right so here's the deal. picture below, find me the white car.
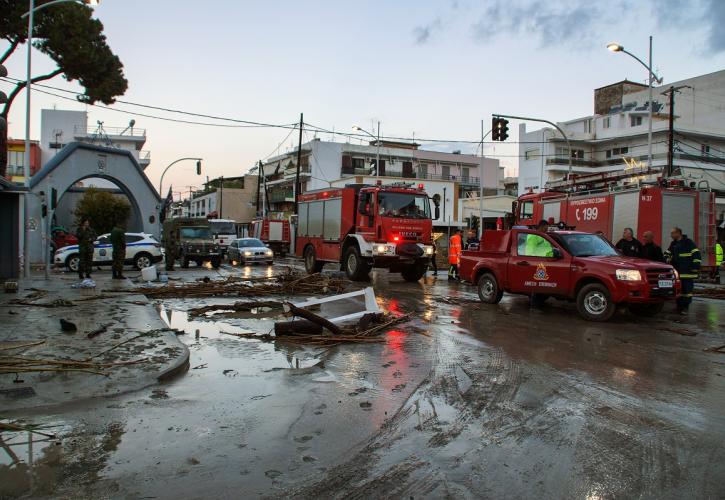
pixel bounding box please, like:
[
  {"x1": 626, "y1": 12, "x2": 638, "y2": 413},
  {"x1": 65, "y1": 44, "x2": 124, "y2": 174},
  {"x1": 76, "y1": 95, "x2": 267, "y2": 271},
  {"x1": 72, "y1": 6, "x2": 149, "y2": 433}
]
[
  {"x1": 55, "y1": 232, "x2": 163, "y2": 272},
  {"x1": 227, "y1": 238, "x2": 274, "y2": 265}
]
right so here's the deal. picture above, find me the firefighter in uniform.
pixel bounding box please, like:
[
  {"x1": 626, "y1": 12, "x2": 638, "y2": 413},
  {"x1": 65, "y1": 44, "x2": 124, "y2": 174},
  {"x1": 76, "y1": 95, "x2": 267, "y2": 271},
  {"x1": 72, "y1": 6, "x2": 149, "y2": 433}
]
[
  {"x1": 664, "y1": 227, "x2": 701, "y2": 314},
  {"x1": 714, "y1": 240, "x2": 723, "y2": 284},
  {"x1": 165, "y1": 229, "x2": 178, "y2": 271},
  {"x1": 448, "y1": 229, "x2": 463, "y2": 281},
  {"x1": 110, "y1": 225, "x2": 126, "y2": 279},
  {"x1": 76, "y1": 219, "x2": 96, "y2": 279}
]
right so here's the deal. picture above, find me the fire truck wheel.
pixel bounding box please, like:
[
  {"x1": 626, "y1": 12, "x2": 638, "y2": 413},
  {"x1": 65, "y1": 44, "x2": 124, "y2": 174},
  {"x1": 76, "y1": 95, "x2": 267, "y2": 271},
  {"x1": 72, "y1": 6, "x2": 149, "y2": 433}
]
[
  {"x1": 344, "y1": 246, "x2": 370, "y2": 281},
  {"x1": 577, "y1": 283, "x2": 615, "y2": 321},
  {"x1": 401, "y1": 261, "x2": 427, "y2": 282},
  {"x1": 628, "y1": 302, "x2": 664, "y2": 317},
  {"x1": 477, "y1": 273, "x2": 503, "y2": 304},
  {"x1": 304, "y1": 246, "x2": 324, "y2": 274}
]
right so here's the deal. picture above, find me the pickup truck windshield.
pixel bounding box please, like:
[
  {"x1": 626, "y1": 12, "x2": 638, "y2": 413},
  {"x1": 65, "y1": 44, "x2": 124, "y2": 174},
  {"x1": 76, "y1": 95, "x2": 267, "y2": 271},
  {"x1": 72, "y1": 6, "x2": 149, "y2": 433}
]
[
  {"x1": 556, "y1": 234, "x2": 619, "y2": 257},
  {"x1": 377, "y1": 193, "x2": 430, "y2": 219},
  {"x1": 180, "y1": 227, "x2": 211, "y2": 239}
]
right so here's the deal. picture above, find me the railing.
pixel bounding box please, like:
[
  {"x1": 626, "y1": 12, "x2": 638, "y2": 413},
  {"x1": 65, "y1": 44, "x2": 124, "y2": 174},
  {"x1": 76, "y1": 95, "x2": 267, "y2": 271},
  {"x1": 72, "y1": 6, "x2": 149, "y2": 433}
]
[
  {"x1": 267, "y1": 190, "x2": 294, "y2": 203},
  {"x1": 341, "y1": 168, "x2": 479, "y2": 185},
  {"x1": 138, "y1": 150, "x2": 151, "y2": 161},
  {"x1": 74, "y1": 125, "x2": 146, "y2": 137}
]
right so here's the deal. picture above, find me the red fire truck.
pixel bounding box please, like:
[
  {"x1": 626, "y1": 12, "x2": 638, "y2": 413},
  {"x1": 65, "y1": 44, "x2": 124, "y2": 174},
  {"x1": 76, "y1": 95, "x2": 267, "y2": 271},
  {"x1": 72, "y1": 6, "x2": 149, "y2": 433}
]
[
  {"x1": 296, "y1": 182, "x2": 439, "y2": 282},
  {"x1": 515, "y1": 177, "x2": 718, "y2": 270},
  {"x1": 251, "y1": 218, "x2": 291, "y2": 256}
]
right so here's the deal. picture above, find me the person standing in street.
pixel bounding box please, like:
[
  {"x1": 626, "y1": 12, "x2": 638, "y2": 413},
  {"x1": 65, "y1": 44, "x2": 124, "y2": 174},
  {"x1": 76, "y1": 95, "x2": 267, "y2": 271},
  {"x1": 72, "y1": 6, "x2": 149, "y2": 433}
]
[
  {"x1": 714, "y1": 240, "x2": 723, "y2": 284},
  {"x1": 75, "y1": 219, "x2": 96, "y2": 279},
  {"x1": 448, "y1": 229, "x2": 463, "y2": 281},
  {"x1": 665, "y1": 227, "x2": 701, "y2": 314},
  {"x1": 641, "y1": 231, "x2": 664, "y2": 262},
  {"x1": 466, "y1": 229, "x2": 479, "y2": 250},
  {"x1": 165, "y1": 229, "x2": 178, "y2": 271},
  {"x1": 615, "y1": 227, "x2": 642, "y2": 257},
  {"x1": 110, "y1": 224, "x2": 126, "y2": 279}
]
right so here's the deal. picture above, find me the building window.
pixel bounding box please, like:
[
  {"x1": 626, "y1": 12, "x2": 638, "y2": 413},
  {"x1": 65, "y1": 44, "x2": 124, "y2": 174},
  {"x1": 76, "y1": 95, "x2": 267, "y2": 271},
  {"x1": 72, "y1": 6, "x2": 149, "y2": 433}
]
[
  {"x1": 461, "y1": 167, "x2": 469, "y2": 181},
  {"x1": 630, "y1": 115, "x2": 643, "y2": 127},
  {"x1": 441, "y1": 165, "x2": 450, "y2": 180},
  {"x1": 352, "y1": 158, "x2": 365, "y2": 170},
  {"x1": 585, "y1": 119, "x2": 592, "y2": 134},
  {"x1": 603, "y1": 117, "x2": 611, "y2": 129},
  {"x1": 555, "y1": 147, "x2": 585, "y2": 159},
  {"x1": 524, "y1": 149, "x2": 540, "y2": 160},
  {"x1": 606, "y1": 146, "x2": 629, "y2": 159},
  {"x1": 702, "y1": 144, "x2": 710, "y2": 154}
]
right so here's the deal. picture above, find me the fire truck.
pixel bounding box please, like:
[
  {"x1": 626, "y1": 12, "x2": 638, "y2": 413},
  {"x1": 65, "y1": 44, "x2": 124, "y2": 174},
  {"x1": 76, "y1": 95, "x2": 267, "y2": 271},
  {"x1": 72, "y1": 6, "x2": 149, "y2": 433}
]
[
  {"x1": 296, "y1": 182, "x2": 439, "y2": 282},
  {"x1": 251, "y1": 218, "x2": 291, "y2": 256},
  {"x1": 514, "y1": 172, "x2": 718, "y2": 270}
]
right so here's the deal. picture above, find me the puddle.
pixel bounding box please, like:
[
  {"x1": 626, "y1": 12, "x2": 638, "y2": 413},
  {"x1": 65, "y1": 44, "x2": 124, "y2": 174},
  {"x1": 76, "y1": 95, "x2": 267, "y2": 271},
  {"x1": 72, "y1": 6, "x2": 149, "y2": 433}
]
[{"x1": 159, "y1": 306, "x2": 322, "y2": 373}]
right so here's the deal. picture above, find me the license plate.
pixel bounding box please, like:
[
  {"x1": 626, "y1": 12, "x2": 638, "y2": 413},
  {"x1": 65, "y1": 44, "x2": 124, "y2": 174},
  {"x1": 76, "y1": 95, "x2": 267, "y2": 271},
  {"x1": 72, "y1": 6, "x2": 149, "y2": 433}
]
[{"x1": 658, "y1": 280, "x2": 673, "y2": 288}]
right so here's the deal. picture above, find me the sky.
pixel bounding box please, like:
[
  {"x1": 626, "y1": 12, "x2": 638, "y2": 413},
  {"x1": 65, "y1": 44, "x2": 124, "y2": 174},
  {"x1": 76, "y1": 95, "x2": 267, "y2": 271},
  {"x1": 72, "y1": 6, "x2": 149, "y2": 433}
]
[{"x1": 3, "y1": 0, "x2": 725, "y2": 197}]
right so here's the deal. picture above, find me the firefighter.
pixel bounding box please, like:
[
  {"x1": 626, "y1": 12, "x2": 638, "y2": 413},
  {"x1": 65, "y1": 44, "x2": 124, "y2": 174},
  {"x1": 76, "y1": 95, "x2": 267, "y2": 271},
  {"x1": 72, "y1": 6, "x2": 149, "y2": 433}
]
[
  {"x1": 448, "y1": 229, "x2": 463, "y2": 281},
  {"x1": 76, "y1": 219, "x2": 96, "y2": 280},
  {"x1": 640, "y1": 230, "x2": 664, "y2": 262},
  {"x1": 615, "y1": 227, "x2": 642, "y2": 257},
  {"x1": 110, "y1": 224, "x2": 126, "y2": 279},
  {"x1": 665, "y1": 227, "x2": 701, "y2": 314},
  {"x1": 714, "y1": 240, "x2": 723, "y2": 284}
]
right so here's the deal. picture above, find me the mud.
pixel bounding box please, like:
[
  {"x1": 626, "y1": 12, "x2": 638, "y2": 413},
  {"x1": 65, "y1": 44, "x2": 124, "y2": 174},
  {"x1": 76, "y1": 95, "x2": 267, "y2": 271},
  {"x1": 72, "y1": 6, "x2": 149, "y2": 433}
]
[{"x1": 2, "y1": 262, "x2": 725, "y2": 499}]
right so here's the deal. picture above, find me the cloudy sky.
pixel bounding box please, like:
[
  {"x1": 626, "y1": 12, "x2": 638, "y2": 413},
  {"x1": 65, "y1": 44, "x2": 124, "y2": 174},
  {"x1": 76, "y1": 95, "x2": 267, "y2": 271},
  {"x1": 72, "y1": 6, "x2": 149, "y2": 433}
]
[{"x1": 3, "y1": 0, "x2": 725, "y2": 195}]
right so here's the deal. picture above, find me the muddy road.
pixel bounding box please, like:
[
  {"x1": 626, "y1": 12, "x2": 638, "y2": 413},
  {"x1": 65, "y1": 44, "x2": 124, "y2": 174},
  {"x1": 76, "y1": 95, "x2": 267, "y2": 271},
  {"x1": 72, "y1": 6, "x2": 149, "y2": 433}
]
[{"x1": 2, "y1": 262, "x2": 725, "y2": 499}]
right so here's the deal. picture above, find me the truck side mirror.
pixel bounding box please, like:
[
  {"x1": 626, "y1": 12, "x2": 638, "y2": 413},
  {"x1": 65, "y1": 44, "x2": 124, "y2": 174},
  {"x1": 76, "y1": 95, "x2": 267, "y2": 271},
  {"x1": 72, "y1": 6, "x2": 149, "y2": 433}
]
[{"x1": 434, "y1": 206, "x2": 440, "y2": 219}]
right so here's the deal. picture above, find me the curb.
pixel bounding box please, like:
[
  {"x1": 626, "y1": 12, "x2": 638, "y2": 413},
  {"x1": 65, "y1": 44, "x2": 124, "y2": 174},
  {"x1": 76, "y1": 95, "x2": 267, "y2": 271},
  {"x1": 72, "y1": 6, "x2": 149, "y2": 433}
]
[{"x1": 156, "y1": 330, "x2": 191, "y2": 382}]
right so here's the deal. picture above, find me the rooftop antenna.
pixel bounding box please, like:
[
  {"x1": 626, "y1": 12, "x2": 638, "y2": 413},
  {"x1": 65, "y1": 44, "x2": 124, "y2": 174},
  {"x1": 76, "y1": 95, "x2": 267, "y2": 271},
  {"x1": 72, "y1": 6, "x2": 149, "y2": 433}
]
[{"x1": 119, "y1": 118, "x2": 136, "y2": 136}]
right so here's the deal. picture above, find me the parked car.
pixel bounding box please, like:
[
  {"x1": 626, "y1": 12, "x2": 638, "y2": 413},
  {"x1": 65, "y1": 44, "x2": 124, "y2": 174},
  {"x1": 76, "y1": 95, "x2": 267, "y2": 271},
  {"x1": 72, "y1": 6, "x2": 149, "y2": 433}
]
[
  {"x1": 55, "y1": 232, "x2": 163, "y2": 272},
  {"x1": 458, "y1": 229, "x2": 680, "y2": 322},
  {"x1": 227, "y1": 238, "x2": 274, "y2": 265}
]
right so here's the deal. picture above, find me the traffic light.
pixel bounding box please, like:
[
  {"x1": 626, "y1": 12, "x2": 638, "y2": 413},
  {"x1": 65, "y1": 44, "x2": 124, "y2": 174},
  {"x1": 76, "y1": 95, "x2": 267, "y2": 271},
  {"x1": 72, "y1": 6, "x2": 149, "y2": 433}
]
[
  {"x1": 491, "y1": 117, "x2": 510, "y2": 142},
  {"x1": 51, "y1": 188, "x2": 58, "y2": 209},
  {"x1": 196, "y1": 160, "x2": 202, "y2": 175}
]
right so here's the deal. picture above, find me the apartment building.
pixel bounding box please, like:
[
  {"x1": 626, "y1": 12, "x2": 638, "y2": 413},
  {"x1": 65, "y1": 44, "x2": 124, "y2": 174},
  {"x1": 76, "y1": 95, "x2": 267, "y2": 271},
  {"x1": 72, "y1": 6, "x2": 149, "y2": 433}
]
[
  {"x1": 4, "y1": 139, "x2": 40, "y2": 183},
  {"x1": 189, "y1": 175, "x2": 258, "y2": 222}
]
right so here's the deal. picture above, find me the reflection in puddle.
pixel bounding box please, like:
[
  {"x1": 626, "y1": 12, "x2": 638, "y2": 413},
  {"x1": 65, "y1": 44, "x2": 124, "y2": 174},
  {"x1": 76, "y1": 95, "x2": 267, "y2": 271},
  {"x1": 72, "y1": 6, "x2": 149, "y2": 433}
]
[{"x1": 159, "y1": 307, "x2": 322, "y2": 372}]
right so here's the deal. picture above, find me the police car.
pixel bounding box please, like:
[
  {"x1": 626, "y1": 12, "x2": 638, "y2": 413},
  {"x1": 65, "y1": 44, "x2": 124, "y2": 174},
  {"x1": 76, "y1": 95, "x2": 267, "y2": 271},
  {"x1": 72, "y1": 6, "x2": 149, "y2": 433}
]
[{"x1": 54, "y1": 232, "x2": 163, "y2": 272}]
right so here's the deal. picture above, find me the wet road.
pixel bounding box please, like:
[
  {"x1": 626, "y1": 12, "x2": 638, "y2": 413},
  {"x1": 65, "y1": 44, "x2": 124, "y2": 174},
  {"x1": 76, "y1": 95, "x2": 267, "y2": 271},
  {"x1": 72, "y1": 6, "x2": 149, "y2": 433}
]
[{"x1": 2, "y1": 262, "x2": 725, "y2": 499}]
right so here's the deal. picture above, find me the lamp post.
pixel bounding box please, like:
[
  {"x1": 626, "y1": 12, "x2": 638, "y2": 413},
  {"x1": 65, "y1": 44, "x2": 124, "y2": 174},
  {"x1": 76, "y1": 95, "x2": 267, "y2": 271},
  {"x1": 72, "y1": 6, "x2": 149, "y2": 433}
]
[
  {"x1": 20, "y1": 0, "x2": 99, "y2": 278},
  {"x1": 352, "y1": 122, "x2": 381, "y2": 177},
  {"x1": 606, "y1": 37, "x2": 663, "y2": 169}
]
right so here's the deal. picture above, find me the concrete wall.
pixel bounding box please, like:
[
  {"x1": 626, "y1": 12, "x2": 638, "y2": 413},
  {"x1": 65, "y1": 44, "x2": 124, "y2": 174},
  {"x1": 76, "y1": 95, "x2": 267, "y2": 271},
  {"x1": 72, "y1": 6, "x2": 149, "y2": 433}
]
[{"x1": 40, "y1": 109, "x2": 87, "y2": 166}]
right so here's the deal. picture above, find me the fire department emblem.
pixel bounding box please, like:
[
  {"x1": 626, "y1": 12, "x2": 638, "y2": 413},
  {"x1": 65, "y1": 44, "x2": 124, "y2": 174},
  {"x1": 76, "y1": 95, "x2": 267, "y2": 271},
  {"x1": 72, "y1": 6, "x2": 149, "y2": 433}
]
[{"x1": 533, "y1": 263, "x2": 549, "y2": 281}]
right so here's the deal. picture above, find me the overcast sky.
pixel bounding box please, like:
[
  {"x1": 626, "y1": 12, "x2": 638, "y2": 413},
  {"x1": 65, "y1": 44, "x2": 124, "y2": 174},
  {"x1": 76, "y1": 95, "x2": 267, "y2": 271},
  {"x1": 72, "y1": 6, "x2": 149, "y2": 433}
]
[{"x1": 3, "y1": 0, "x2": 725, "y2": 195}]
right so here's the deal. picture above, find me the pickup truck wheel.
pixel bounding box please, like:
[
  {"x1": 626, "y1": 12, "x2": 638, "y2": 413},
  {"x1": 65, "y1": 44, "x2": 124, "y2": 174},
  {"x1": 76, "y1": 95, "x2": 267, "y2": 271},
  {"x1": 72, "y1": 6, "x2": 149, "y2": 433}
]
[
  {"x1": 211, "y1": 257, "x2": 221, "y2": 269},
  {"x1": 577, "y1": 283, "x2": 615, "y2": 321},
  {"x1": 304, "y1": 246, "x2": 324, "y2": 274},
  {"x1": 629, "y1": 302, "x2": 664, "y2": 317},
  {"x1": 344, "y1": 246, "x2": 370, "y2": 281},
  {"x1": 401, "y1": 261, "x2": 427, "y2": 282},
  {"x1": 477, "y1": 273, "x2": 503, "y2": 304}
]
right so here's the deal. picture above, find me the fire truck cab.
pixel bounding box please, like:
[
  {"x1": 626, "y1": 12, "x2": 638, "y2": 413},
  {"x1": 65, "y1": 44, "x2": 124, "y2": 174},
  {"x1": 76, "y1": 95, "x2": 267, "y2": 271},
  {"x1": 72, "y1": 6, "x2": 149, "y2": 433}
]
[{"x1": 296, "y1": 182, "x2": 439, "y2": 282}]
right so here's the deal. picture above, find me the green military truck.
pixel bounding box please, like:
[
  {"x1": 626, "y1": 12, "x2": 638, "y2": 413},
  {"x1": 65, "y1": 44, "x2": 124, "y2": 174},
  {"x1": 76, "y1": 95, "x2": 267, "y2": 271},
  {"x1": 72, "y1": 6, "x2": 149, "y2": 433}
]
[{"x1": 162, "y1": 218, "x2": 222, "y2": 269}]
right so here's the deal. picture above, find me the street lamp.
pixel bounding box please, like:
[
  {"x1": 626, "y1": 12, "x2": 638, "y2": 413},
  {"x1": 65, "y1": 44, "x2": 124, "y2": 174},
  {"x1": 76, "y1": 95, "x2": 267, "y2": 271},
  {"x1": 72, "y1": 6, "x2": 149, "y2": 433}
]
[
  {"x1": 606, "y1": 36, "x2": 663, "y2": 170},
  {"x1": 352, "y1": 122, "x2": 381, "y2": 177},
  {"x1": 159, "y1": 158, "x2": 203, "y2": 196},
  {"x1": 20, "y1": 0, "x2": 99, "y2": 278}
]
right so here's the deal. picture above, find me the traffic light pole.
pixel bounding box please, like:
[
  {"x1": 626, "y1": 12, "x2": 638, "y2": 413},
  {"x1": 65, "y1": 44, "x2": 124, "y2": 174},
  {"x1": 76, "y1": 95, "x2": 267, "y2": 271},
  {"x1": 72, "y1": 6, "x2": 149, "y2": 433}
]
[{"x1": 494, "y1": 113, "x2": 573, "y2": 181}]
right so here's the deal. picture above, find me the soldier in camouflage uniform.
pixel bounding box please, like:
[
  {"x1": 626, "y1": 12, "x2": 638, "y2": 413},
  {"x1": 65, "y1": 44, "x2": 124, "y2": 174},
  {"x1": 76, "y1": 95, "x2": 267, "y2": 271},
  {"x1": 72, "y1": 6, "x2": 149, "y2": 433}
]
[
  {"x1": 110, "y1": 224, "x2": 127, "y2": 279},
  {"x1": 165, "y1": 228, "x2": 177, "y2": 271},
  {"x1": 75, "y1": 220, "x2": 96, "y2": 279}
]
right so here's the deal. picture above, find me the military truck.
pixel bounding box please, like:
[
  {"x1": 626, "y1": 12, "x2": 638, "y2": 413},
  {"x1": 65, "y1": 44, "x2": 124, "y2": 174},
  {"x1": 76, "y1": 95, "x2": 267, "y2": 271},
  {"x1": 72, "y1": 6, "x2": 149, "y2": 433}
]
[{"x1": 162, "y1": 218, "x2": 222, "y2": 269}]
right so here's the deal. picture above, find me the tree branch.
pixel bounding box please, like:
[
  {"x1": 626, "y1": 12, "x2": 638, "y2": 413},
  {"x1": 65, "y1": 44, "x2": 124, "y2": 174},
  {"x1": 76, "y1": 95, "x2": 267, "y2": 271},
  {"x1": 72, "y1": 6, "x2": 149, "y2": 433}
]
[
  {"x1": 0, "y1": 38, "x2": 20, "y2": 65},
  {"x1": 1, "y1": 68, "x2": 63, "y2": 117}
]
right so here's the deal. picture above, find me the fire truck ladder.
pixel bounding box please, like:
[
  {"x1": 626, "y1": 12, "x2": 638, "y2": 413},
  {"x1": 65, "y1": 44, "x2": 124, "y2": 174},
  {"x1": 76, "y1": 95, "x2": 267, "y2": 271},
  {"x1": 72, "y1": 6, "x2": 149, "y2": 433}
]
[{"x1": 546, "y1": 167, "x2": 662, "y2": 191}]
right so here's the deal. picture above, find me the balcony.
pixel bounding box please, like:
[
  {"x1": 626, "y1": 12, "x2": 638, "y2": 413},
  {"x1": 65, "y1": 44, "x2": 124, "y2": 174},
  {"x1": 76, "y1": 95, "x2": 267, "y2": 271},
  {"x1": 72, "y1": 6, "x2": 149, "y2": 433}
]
[
  {"x1": 341, "y1": 168, "x2": 479, "y2": 186},
  {"x1": 138, "y1": 150, "x2": 151, "y2": 168},
  {"x1": 74, "y1": 125, "x2": 146, "y2": 146},
  {"x1": 267, "y1": 189, "x2": 294, "y2": 203}
]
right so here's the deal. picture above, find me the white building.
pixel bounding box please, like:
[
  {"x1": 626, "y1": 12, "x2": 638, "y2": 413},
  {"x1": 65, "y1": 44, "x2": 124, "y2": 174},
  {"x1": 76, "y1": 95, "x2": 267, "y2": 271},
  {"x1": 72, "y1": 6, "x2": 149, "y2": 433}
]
[
  {"x1": 261, "y1": 139, "x2": 503, "y2": 228},
  {"x1": 40, "y1": 109, "x2": 150, "y2": 169},
  {"x1": 518, "y1": 69, "x2": 725, "y2": 221}
]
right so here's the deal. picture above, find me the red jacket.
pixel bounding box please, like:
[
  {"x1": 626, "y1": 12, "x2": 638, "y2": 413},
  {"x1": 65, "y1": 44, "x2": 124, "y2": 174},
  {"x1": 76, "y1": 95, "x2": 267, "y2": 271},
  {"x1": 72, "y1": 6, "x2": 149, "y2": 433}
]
[{"x1": 449, "y1": 234, "x2": 462, "y2": 265}]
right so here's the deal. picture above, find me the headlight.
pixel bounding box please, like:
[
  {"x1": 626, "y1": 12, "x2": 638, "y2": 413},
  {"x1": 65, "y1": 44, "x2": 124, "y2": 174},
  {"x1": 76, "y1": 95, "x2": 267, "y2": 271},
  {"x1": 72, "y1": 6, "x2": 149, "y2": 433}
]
[
  {"x1": 616, "y1": 269, "x2": 642, "y2": 281},
  {"x1": 244, "y1": 251, "x2": 252, "y2": 256},
  {"x1": 424, "y1": 246, "x2": 434, "y2": 255},
  {"x1": 673, "y1": 269, "x2": 679, "y2": 279},
  {"x1": 375, "y1": 244, "x2": 394, "y2": 255},
  {"x1": 266, "y1": 250, "x2": 273, "y2": 256}
]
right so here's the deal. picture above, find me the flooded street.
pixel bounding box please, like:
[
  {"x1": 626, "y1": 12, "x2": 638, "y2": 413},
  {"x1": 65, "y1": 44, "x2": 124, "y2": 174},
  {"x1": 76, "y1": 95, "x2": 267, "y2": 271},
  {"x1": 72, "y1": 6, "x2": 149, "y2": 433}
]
[{"x1": 2, "y1": 262, "x2": 725, "y2": 499}]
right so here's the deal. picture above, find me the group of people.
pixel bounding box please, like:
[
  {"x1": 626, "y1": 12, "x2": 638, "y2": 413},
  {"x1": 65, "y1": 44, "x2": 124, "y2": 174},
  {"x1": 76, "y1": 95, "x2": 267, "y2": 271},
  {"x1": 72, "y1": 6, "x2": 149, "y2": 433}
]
[{"x1": 74, "y1": 220, "x2": 127, "y2": 281}]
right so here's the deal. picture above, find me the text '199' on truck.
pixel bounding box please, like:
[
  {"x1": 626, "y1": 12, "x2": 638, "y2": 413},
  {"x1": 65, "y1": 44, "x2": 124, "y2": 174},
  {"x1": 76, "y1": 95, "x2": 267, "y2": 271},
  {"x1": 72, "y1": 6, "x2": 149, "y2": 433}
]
[{"x1": 296, "y1": 182, "x2": 439, "y2": 282}]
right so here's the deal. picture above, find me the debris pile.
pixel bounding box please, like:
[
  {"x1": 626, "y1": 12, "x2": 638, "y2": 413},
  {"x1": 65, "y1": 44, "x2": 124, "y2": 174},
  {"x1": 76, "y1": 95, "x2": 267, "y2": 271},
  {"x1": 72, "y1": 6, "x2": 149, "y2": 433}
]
[
  {"x1": 695, "y1": 287, "x2": 725, "y2": 300},
  {"x1": 0, "y1": 354, "x2": 146, "y2": 377},
  {"x1": 137, "y1": 270, "x2": 346, "y2": 299}
]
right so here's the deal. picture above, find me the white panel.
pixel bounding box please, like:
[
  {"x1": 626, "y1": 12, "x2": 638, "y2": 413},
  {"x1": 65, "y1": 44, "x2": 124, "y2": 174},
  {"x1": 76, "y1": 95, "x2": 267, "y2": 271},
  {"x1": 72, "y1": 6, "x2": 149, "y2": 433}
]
[
  {"x1": 269, "y1": 221, "x2": 283, "y2": 241},
  {"x1": 661, "y1": 194, "x2": 695, "y2": 248},
  {"x1": 612, "y1": 191, "x2": 639, "y2": 240},
  {"x1": 542, "y1": 202, "x2": 561, "y2": 222},
  {"x1": 307, "y1": 201, "x2": 324, "y2": 237},
  {"x1": 323, "y1": 198, "x2": 342, "y2": 241},
  {"x1": 298, "y1": 203, "x2": 308, "y2": 236}
]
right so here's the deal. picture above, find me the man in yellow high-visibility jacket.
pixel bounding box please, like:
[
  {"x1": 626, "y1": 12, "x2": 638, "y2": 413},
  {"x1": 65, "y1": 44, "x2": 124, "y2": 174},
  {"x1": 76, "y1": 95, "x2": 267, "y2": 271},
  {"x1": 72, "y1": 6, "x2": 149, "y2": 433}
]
[{"x1": 715, "y1": 241, "x2": 723, "y2": 284}]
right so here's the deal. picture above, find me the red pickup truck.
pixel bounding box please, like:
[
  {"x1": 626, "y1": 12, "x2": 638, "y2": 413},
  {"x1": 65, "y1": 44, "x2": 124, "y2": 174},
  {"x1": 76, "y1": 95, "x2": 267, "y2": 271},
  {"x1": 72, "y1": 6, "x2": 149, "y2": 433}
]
[{"x1": 459, "y1": 229, "x2": 680, "y2": 321}]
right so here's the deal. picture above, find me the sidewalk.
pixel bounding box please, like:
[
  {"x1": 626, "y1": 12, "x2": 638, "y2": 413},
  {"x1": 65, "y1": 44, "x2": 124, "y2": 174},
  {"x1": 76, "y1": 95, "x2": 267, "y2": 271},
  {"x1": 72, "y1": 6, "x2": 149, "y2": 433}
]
[{"x1": 0, "y1": 268, "x2": 189, "y2": 412}]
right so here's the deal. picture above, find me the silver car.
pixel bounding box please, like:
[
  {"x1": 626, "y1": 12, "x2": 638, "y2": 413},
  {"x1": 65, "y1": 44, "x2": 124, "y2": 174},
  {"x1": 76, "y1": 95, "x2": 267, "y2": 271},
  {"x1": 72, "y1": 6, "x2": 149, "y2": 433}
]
[{"x1": 227, "y1": 238, "x2": 274, "y2": 265}]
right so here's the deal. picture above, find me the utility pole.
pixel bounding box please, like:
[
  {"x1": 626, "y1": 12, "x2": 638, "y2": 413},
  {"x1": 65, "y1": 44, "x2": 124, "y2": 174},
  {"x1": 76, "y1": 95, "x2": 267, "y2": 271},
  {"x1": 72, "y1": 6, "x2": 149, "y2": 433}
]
[
  {"x1": 478, "y1": 120, "x2": 493, "y2": 237},
  {"x1": 294, "y1": 113, "x2": 303, "y2": 215},
  {"x1": 219, "y1": 175, "x2": 223, "y2": 218},
  {"x1": 662, "y1": 85, "x2": 690, "y2": 177},
  {"x1": 255, "y1": 160, "x2": 261, "y2": 214}
]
